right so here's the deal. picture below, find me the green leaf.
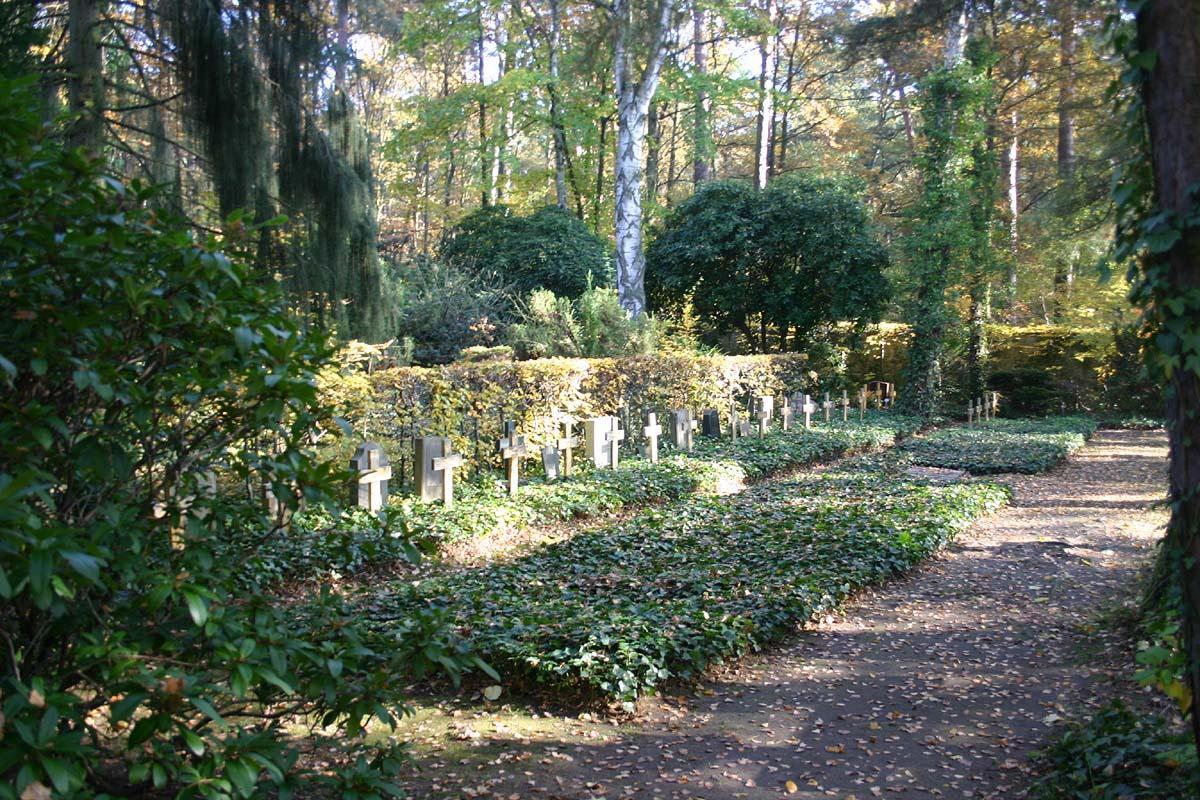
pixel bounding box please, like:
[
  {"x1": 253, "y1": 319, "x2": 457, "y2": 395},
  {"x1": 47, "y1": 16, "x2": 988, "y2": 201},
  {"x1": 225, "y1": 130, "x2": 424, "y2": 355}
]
[{"x1": 183, "y1": 591, "x2": 208, "y2": 626}]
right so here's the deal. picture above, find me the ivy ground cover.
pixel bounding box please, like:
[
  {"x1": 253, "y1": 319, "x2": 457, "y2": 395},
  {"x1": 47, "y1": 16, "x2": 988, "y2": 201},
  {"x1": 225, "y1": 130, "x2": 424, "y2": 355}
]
[
  {"x1": 897, "y1": 416, "x2": 1098, "y2": 475},
  {"x1": 249, "y1": 414, "x2": 923, "y2": 585},
  {"x1": 364, "y1": 455, "x2": 1008, "y2": 704}
]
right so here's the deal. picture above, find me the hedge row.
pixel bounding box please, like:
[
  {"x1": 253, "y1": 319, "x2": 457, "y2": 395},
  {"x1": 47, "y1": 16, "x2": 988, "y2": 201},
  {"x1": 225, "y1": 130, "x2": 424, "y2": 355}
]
[
  {"x1": 365, "y1": 456, "x2": 1009, "y2": 704},
  {"x1": 897, "y1": 416, "x2": 1099, "y2": 474},
  {"x1": 361, "y1": 353, "x2": 820, "y2": 475},
  {"x1": 245, "y1": 413, "x2": 923, "y2": 586}
]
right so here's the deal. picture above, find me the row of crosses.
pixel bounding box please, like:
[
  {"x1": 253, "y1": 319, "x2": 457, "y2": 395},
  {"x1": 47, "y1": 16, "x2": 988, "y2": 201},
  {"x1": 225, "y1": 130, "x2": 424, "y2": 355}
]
[
  {"x1": 346, "y1": 387, "x2": 894, "y2": 512},
  {"x1": 966, "y1": 392, "x2": 1001, "y2": 426}
]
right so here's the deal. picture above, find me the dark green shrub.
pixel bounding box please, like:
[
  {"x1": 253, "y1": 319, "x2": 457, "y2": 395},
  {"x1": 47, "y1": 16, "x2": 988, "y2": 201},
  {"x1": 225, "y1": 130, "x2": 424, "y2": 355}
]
[
  {"x1": 440, "y1": 204, "x2": 612, "y2": 299},
  {"x1": 646, "y1": 174, "x2": 889, "y2": 353},
  {"x1": 390, "y1": 256, "x2": 512, "y2": 364},
  {"x1": 987, "y1": 367, "x2": 1068, "y2": 415},
  {"x1": 0, "y1": 80, "x2": 480, "y2": 799}
]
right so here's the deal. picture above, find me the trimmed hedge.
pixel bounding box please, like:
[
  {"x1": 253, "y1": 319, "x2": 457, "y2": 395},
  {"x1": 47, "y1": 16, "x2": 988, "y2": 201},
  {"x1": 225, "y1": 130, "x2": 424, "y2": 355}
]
[
  {"x1": 363, "y1": 354, "x2": 822, "y2": 476},
  {"x1": 898, "y1": 416, "x2": 1099, "y2": 474},
  {"x1": 366, "y1": 456, "x2": 1008, "y2": 704}
]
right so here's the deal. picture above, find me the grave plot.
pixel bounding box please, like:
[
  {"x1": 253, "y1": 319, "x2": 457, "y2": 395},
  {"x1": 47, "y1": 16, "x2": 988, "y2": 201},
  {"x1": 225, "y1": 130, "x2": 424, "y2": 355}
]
[
  {"x1": 364, "y1": 458, "x2": 1009, "y2": 705},
  {"x1": 897, "y1": 415, "x2": 1099, "y2": 474}
]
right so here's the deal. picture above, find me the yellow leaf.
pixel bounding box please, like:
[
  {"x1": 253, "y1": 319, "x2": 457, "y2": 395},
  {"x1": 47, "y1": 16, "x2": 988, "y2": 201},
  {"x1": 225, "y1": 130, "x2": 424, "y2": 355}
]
[
  {"x1": 825, "y1": 743, "x2": 845, "y2": 753},
  {"x1": 785, "y1": 779, "x2": 798, "y2": 794}
]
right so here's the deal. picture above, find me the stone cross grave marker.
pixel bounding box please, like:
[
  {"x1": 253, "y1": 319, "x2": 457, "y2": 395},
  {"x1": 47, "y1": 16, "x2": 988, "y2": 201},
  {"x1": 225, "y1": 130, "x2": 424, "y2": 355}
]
[
  {"x1": 781, "y1": 397, "x2": 793, "y2": 431},
  {"x1": 643, "y1": 413, "x2": 662, "y2": 464},
  {"x1": 541, "y1": 445, "x2": 561, "y2": 481},
  {"x1": 497, "y1": 421, "x2": 527, "y2": 496},
  {"x1": 801, "y1": 394, "x2": 817, "y2": 429},
  {"x1": 415, "y1": 436, "x2": 448, "y2": 502},
  {"x1": 979, "y1": 396, "x2": 989, "y2": 421},
  {"x1": 606, "y1": 418, "x2": 626, "y2": 469},
  {"x1": 701, "y1": 409, "x2": 721, "y2": 437},
  {"x1": 432, "y1": 441, "x2": 464, "y2": 508},
  {"x1": 556, "y1": 417, "x2": 578, "y2": 477},
  {"x1": 841, "y1": 390, "x2": 850, "y2": 422},
  {"x1": 584, "y1": 416, "x2": 615, "y2": 468},
  {"x1": 859, "y1": 387, "x2": 867, "y2": 421},
  {"x1": 350, "y1": 442, "x2": 391, "y2": 512},
  {"x1": 967, "y1": 402, "x2": 974, "y2": 427},
  {"x1": 729, "y1": 401, "x2": 740, "y2": 441},
  {"x1": 991, "y1": 391, "x2": 1001, "y2": 417},
  {"x1": 670, "y1": 409, "x2": 694, "y2": 452},
  {"x1": 822, "y1": 392, "x2": 834, "y2": 424},
  {"x1": 755, "y1": 396, "x2": 773, "y2": 438}
]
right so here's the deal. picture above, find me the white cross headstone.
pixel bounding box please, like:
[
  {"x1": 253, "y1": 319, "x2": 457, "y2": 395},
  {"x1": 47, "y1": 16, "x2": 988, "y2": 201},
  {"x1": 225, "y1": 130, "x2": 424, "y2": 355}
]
[
  {"x1": 991, "y1": 391, "x2": 1000, "y2": 417},
  {"x1": 822, "y1": 392, "x2": 834, "y2": 424},
  {"x1": 841, "y1": 390, "x2": 850, "y2": 422},
  {"x1": 584, "y1": 416, "x2": 616, "y2": 468},
  {"x1": 859, "y1": 387, "x2": 867, "y2": 420},
  {"x1": 801, "y1": 394, "x2": 817, "y2": 429},
  {"x1": 643, "y1": 413, "x2": 662, "y2": 464},
  {"x1": 967, "y1": 402, "x2": 975, "y2": 427},
  {"x1": 781, "y1": 398, "x2": 793, "y2": 431},
  {"x1": 350, "y1": 442, "x2": 391, "y2": 512},
  {"x1": 497, "y1": 421, "x2": 527, "y2": 496},
  {"x1": 729, "y1": 401, "x2": 739, "y2": 441},
  {"x1": 606, "y1": 419, "x2": 626, "y2": 469}
]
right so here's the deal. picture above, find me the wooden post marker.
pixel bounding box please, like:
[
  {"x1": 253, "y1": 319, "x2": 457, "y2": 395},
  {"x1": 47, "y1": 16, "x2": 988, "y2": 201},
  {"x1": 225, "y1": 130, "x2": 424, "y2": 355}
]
[{"x1": 497, "y1": 421, "x2": 527, "y2": 496}]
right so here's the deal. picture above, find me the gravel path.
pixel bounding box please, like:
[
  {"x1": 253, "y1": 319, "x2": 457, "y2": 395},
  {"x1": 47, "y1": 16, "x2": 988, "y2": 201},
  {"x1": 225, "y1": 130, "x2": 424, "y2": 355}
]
[{"x1": 401, "y1": 429, "x2": 1168, "y2": 800}]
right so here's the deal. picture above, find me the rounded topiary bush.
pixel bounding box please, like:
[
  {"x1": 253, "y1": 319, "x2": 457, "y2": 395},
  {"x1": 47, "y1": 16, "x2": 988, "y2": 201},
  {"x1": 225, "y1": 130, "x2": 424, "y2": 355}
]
[{"x1": 440, "y1": 204, "x2": 613, "y2": 298}]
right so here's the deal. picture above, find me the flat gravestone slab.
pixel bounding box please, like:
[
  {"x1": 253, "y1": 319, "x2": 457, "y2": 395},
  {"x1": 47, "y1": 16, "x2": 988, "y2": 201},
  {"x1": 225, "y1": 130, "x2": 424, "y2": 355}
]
[{"x1": 904, "y1": 465, "x2": 969, "y2": 483}]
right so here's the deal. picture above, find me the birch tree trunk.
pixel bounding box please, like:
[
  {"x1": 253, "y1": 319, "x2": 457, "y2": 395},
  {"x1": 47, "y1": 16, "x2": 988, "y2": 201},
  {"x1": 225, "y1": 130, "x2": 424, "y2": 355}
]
[
  {"x1": 612, "y1": 0, "x2": 675, "y2": 317},
  {"x1": 753, "y1": 0, "x2": 778, "y2": 190}
]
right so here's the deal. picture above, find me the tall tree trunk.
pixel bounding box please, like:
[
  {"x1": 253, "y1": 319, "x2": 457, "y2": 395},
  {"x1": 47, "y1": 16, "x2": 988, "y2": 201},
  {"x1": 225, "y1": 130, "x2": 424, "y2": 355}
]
[
  {"x1": 1136, "y1": 0, "x2": 1200, "y2": 761},
  {"x1": 1052, "y1": 0, "x2": 1077, "y2": 321},
  {"x1": 548, "y1": 0, "x2": 568, "y2": 209},
  {"x1": 896, "y1": 75, "x2": 916, "y2": 154},
  {"x1": 691, "y1": 4, "x2": 711, "y2": 187},
  {"x1": 646, "y1": 102, "x2": 661, "y2": 221},
  {"x1": 753, "y1": 0, "x2": 778, "y2": 190},
  {"x1": 67, "y1": 0, "x2": 104, "y2": 154},
  {"x1": 334, "y1": 0, "x2": 349, "y2": 88},
  {"x1": 777, "y1": 23, "x2": 800, "y2": 174},
  {"x1": 478, "y1": 6, "x2": 493, "y2": 207},
  {"x1": 1007, "y1": 110, "x2": 1020, "y2": 304},
  {"x1": 612, "y1": 0, "x2": 674, "y2": 317},
  {"x1": 593, "y1": 114, "x2": 607, "y2": 233}
]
